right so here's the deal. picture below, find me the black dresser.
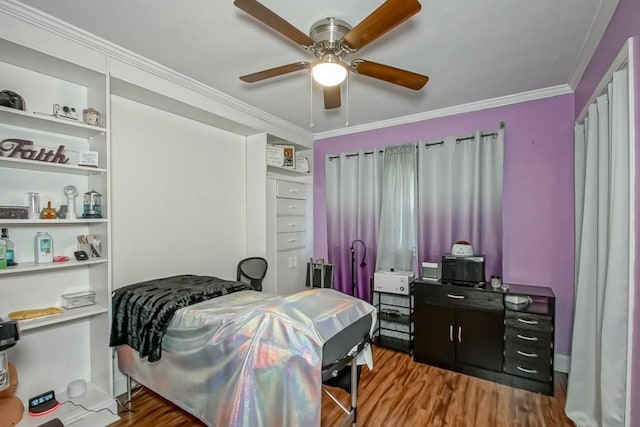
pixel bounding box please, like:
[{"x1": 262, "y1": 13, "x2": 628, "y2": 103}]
[{"x1": 413, "y1": 280, "x2": 556, "y2": 395}]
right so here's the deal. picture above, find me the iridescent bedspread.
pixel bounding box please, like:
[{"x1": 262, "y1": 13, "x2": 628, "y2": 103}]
[{"x1": 117, "y1": 288, "x2": 376, "y2": 427}]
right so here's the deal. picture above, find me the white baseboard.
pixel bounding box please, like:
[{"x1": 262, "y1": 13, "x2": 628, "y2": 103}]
[{"x1": 555, "y1": 354, "x2": 570, "y2": 373}]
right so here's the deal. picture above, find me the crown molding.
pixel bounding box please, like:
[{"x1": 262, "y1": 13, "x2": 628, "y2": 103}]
[
  {"x1": 0, "y1": 0, "x2": 313, "y2": 142},
  {"x1": 568, "y1": 0, "x2": 620, "y2": 90},
  {"x1": 313, "y1": 84, "x2": 573, "y2": 140}
]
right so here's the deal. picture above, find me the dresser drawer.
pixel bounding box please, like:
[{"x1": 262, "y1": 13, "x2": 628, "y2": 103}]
[
  {"x1": 277, "y1": 232, "x2": 306, "y2": 251},
  {"x1": 415, "y1": 284, "x2": 503, "y2": 310},
  {"x1": 505, "y1": 327, "x2": 553, "y2": 349},
  {"x1": 505, "y1": 310, "x2": 553, "y2": 332},
  {"x1": 276, "y1": 198, "x2": 306, "y2": 215},
  {"x1": 504, "y1": 341, "x2": 552, "y2": 367},
  {"x1": 276, "y1": 180, "x2": 306, "y2": 199},
  {"x1": 504, "y1": 359, "x2": 552, "y2": 383},
  {"x1": 276, "y1": 216, "x2": 306, "y2": 233}
]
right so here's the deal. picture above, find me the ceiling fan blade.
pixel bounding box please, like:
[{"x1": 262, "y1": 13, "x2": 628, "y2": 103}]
[
  {"x1": 342, "y1": 0, "x2": 421, "y2": 51},
  {"x1": 352, "y1": 59, "x2": 429, "y2": 90},
  {"x1": 240, "y1": 61, "x2": 310, "y2": 83},
  {"x1": 323, "y1": 86, "x2": 341, "y2": 109},
  {"x1": 234, "y1": 0, "x2": 315, "y2": 47}
]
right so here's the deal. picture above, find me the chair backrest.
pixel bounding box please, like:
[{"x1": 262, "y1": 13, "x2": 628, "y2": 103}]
[{"x1": 236, "y1": 257, "x2": 268, "y2": 291}]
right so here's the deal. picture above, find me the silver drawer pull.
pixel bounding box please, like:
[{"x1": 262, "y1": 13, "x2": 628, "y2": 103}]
[
  {"x1": 288, "y1": 205, "x2": 297, "y2": 209},
  {"x1": 517, "y1": 334, "x2": 538, "y2": 342},
  {"x1": 449, "y1": 325, "x2": 453, "y2": 342},
  {"x1": 447, "y1": 294, "x2": 465, "y2": 299},
  {"x1": 287, "y1": 238, "x2": 297, "y2": 242},
  {"x1": 288, "y1": 223, "x2": 296, "y2": 227},
  {"x1": 517, "y1": 350, "x2": 538, "y2": 358},
  {"x1": 517, "y1": 318, "x2": 539, "y2": 325},
  {"x1": 289, "y1": 189, "x2": 299, "y2": 193},
  {"x1": 458, "y1": 326, "x2": 462, "y2": 343},
  {"x1": 517, "y1": 366, "x2": 538, "y2": 374}
]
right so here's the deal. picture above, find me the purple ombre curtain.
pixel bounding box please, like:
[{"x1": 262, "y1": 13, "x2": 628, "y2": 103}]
[
  {"x1": 324, "y1": 149, "x2": 383, "y2": 301},
  {"x1": 417, "y1": 130, "x2": 504, "y2": 277}
]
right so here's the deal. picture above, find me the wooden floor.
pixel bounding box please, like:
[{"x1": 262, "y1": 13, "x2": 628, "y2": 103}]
[{"x1": 109, "y1": 345, "x2": 575, "y2": 427}]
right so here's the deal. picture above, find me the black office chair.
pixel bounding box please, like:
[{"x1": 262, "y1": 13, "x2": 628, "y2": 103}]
[{"x1": 236, "y1": 257, "x2": 268, "y2": 291}]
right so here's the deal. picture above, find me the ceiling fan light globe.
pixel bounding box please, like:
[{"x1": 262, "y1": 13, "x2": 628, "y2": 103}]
[{"x1": 311, "y1": 62, "x2": 347, "y2": 87}]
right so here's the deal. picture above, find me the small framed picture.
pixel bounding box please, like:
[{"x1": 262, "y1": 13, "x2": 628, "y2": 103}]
[
  {"x1": 266, "y1": 145, "x2": 285, "y2": 167},
  {"x1": 78, "y1": 150, "x2": 99, "y2": 167},
  {"x1": 278, "y1": 145, "x2": 296, "y2": 169}
]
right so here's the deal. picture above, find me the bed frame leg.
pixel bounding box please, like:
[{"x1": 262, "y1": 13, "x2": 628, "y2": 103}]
[
  {"x1": 351, "y1": 359, "x2": 358, "y2": 426},
  {"x1": 126, "y1": 375, "x2": 132, "y2": 410}
]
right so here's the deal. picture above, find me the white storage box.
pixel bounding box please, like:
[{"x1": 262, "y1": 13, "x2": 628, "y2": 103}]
[{"x1": 62, "y1": 291, "x2": 96, "y2": 309}]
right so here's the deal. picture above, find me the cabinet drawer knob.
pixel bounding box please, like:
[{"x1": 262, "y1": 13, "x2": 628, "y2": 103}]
[
  {"x1": 288, "y1": 205, "x2": 297, "y2": 209},
  {"x1": 446, "y1": 294, "x2": 465, "y2": 300},
  {"x1": 288, "y1": 223, "x2": 296, "y2": 227},
  {"x1": 516, "y1": 334, "x2": 538, "y2": 342},
  {"x1": 516, "y1": 350, "x2": 538, "y2": 358},
  {"x1": 289, "y1": 189, "x2": 299, "y2": 193},
  {"x1": 288, "y1": 238, "x2": 297, "y2": 242},
  {"x1": 517, "y1": 318, "x2": 538, "y2": 325},
  {"x1": 517, "y1": 366, "x2": 538, "y2": 374}
]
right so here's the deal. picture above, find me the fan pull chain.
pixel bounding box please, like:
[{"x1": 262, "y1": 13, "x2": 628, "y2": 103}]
[
  {"x1": 345, "y1": 73, "x2": 350, "y2": 127},
  {"x1": 309, "y1": 72, "x2": 314, "y2": 128}
]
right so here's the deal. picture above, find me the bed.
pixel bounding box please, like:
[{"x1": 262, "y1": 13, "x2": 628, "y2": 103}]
[{"x1": 110, "y1": 275, "x2": 376, "y2": 426}]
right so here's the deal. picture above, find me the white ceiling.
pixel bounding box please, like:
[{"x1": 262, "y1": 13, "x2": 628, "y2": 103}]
[{"x1": 17, "y1": 0, "x2": 612, "y2": 135}]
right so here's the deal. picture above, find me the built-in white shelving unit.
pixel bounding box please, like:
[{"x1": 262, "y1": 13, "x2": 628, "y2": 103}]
[{"x1": 0, "y1": 34, "x2": 118, "y2": 425}]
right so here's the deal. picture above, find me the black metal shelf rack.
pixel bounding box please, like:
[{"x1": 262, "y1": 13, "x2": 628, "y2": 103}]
[{"x1": 373, "y1": 286, "x2": 414, "y2": 354}]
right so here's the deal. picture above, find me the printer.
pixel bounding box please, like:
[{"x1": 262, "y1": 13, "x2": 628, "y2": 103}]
[{"x1": 373, "y1": 270, "x2": 414, "y2": 295}]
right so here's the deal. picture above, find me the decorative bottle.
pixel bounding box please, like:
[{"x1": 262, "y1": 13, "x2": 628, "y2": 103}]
[
  {"x1": 34, "y1": 232, "x2": 54, "y2": 264},
  {"x1": 1, "y1": 228, "x2": 14, "y2": 266}
]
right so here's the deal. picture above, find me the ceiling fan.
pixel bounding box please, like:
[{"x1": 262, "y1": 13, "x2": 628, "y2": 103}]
[{"x1": 234, "y1": 0, "x2": 429, "y2": 110}]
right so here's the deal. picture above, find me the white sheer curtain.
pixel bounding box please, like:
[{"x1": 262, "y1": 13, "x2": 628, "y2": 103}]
[
  {"x1": 325, "y1": 150, "x2": 383, "y2": 300},
  {"x1": 376, "y1": 144, "x2": 417, "y2": 271},
  {"x1": 566, "y1": 68, "x2": 631, "y2": 427},
  {"x1": 417, "y1": 130, "x2": 504, "y2": 276}
]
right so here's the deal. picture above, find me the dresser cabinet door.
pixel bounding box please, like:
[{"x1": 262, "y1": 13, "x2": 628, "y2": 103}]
[
  {"x1": 455, "y1": 307, "x2": 504, "y2": 372},
  {"x1": 414, "y1": 302, "x2": 455, "y2": 368},
  {"x1": 275, "y1": 248, "x2": 307, "y2": 296}
]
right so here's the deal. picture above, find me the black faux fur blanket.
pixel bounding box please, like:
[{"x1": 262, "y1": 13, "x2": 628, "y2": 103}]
[{"x1": 109, "y1": 275, "x2": 251, "y2": 362}]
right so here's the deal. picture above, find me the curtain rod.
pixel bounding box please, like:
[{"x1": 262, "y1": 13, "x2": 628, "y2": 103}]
[{"x1": 328, "y1": 121, "x2": 505, "y2": 160}]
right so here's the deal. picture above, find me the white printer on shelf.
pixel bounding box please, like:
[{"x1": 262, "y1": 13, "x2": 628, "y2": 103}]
[{"x1": 373, "y1": 269, "x2": 414, "y2": 295}]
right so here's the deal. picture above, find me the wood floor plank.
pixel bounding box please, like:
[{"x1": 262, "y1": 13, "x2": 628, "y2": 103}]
[{"x1": 109, "y1": 345, "x2": 574, "y2": 427}]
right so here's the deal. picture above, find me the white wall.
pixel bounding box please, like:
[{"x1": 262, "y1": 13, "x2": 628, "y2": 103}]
[{"x1": 110, "y1": 95, "x2": 248, "y2": 289}]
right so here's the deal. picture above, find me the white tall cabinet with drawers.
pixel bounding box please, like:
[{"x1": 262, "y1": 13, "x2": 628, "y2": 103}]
[{"x1": 264, "y1": 178, "x2": 311, "y2": 295}]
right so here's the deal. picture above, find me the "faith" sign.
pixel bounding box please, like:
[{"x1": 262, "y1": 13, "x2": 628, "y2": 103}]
[{"x1": 0, "y1": 138, "x2": 70, "y2": 164}]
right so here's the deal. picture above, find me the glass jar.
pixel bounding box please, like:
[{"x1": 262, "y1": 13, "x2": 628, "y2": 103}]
[{"x1": 82, "y1": 190, "x2": 102, "y2": 218}]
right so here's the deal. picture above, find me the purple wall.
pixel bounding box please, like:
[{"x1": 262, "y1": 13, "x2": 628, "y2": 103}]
[
  {"x1": 313, "y1": 94, "x2": 575, "y2": 355},
  {"x1": 574, "y1": 0, "x2": 640, "y2": 423}
]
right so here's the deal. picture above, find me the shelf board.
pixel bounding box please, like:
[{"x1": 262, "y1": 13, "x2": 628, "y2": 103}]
[
  {"x1": 0, "y1": 218, "x2": 107, "y2": 225},
  {"x1": 13, "y1": 304, "x2": 108, "y2": 333},
  {"x1": 375, "y1": 335, "x2": 413, "y2": 354},
  {"x1": 0, "y1": 105, "x2": 107, "y2": 138},
  {"x1": 18, "y1": 381, "x2": 119, "y2": 427},
  {"x1": 0, "y1": 156, "x2": 106, "y2": 175},
  {"x1": 0, "y1": 258, "x2": 107, "y2": 275},
  {"x1": 267, "y1": 164, "x2": 311, "y2": 177},
  {"x1": 379, "y1": 313, "x2": 413, "y2": 325}
]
